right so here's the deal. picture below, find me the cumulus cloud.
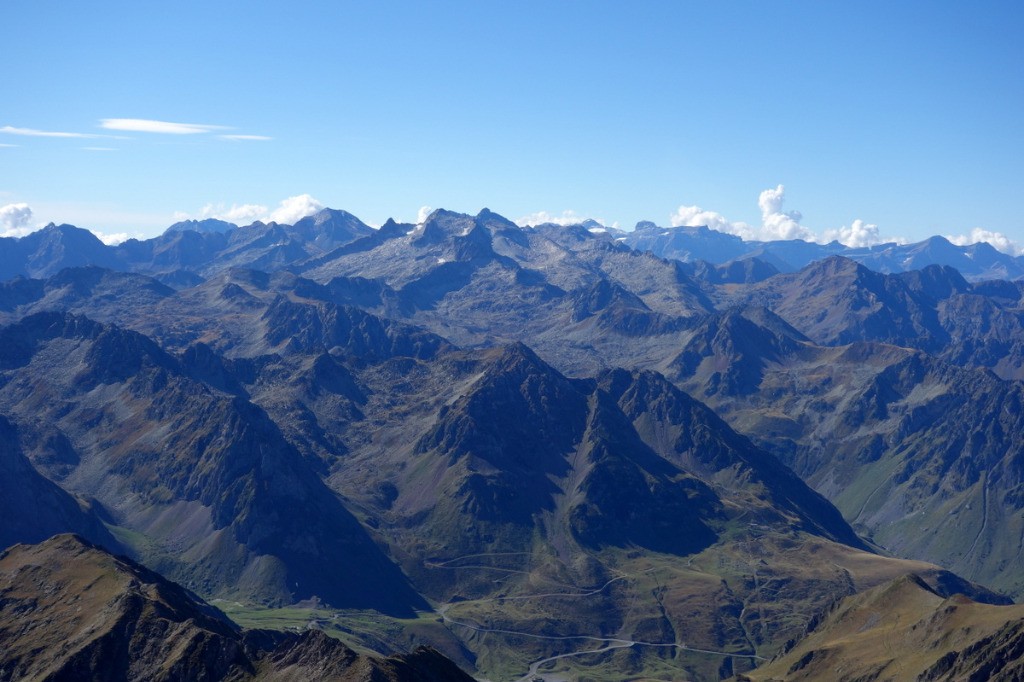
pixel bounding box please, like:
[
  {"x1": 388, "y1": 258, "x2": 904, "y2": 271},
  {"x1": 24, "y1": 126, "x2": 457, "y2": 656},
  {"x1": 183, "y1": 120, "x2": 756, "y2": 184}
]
[
  {"x1": 194, "y1": 202, "x2": 268, "y2": 224},
  {"x1": 100, "y1": 118, "x2": 228, "y2": 135},
  {"x1": 89, "y1": 230, "x2": 131, "y2": 245},
  {"x1": 821, "y1": 219, "x2": 890, "y2": 248},
  {"x1": 671, "y1": 204, "x2": 756, "y2": 240},
  {"x1": 947, "y1": 228, "x2": 1024, "y2": 256},
  {"x1": 183, "y1": 194, "x2": 325, "y2": 226},
  {"x1": 1, "y1": 204, "x2": 140, "y2": 243},
  {"x1": 1, "y1": 125, "x2": 95, "y2": 138},
  {"x1": 269, "y1": 194, "x2": 324, "y2": 224},
  {"x1": 417, "y1": 205, "x2": 433, "y2": 224},
  {"x1": 671, "y1": 185, "x2": 896, "y2": 247},
  {"x1": 0, "y1": 203, "x2": 34, "y2": 236},
  {"x1": 671, "y1": 185, "x2": 814, "y2": 241},
  {"x1": 515, "y1": 210, "x2": 609, "y2": 228},
  {"x1": 758, "y1": 185, "x2": 814, "y2": 241}
]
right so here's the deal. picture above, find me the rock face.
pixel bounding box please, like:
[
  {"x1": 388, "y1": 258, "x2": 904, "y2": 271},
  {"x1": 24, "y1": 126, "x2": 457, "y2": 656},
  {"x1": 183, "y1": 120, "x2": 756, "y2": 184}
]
[
  {"x1": 919, "y1": 618, "x2": 1024, "y2": 682},
  {"x1": 738, "y1": 574, "x2": 1024, "y2": 682},
  {"x1": 0, "y1": 535, "x2": 474, "y2": 682}
]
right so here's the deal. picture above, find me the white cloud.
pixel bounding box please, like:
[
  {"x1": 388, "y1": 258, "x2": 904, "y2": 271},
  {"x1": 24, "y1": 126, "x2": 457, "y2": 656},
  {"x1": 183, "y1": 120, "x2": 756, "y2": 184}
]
[
  {"x1": 0, "y1": 203, "x2": 34, "y2": 237},
  {"x1": 1, "y1": 204, "x2": 137, "y2": 243},
  {"x1": 196, "y1": 202, "x2": 268, "y2": 224},
  {"x1": 269, "y1": 194, "x2": 324, "y2": 224},
  {"x1": 822, "y1": 219, "x2": 892, "y2": 248},
  {"x1": 757, "y1": 185, "x2": 814, "y2": 241},
  {"x1": 89, "y1": 230, "x2": 131, "y2": 245},
  {"x1": 220, "y1": 134, "x2": 272, "y2": 141},
  {"x1": 0, "y1": 143, "x2": 18, "y2": 147},
  {"x1": 670, "y1": 204, "x2": 756, "y2": 240},
  {"x1": 99, "y1": 118, "x2": 228, "y2": 135},
  {"x1": 515, "y1": 210, "x2": 608, "y2": 227},
  {"x1": 671, "y1": 185, "x2": 899, "y2": 247},
  {"x1": 0, "y1": 125, "x2": 95, "y2": 138},
  {"x1": 417, "y1": 205, "x2": 433, "y2": 224},
  {"x1": 82, "y1": 147, "x2": 116, "y2": 152},
  {"x1": 947, "y1": 228, "x2": 1024, "y2": 256},
  {"x1": 182, "y1": 194, "x2": 325, "y2": 226}
]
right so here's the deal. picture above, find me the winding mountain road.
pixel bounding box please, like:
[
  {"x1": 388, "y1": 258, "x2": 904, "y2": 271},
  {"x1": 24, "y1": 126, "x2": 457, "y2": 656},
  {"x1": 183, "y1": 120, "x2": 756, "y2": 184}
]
[{"x1": 429, "y1": 554, "x2": 765, "y2": 681}]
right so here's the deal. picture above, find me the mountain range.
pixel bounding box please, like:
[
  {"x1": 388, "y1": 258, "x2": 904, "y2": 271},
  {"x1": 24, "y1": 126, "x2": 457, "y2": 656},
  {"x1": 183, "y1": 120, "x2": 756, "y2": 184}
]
[
  {"x1": 3, "y1": 209, "x2": 1023, "y2": 286},
  {"x1": 621, "y1": 222, "x2": 1024, "y2": 282},
  {"x1": 2, "y1": 207, "x2": 1024, "y2": 681}
]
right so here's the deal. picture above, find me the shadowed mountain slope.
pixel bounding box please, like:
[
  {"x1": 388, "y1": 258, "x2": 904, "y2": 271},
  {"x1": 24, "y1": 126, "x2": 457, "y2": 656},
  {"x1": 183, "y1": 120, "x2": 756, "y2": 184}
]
[
  {"x1": 599, "y1": 367, "x2": 863, "y2": 550},
  {"x1": 0, "y1": 312, "x2": 425, "y2": 615},
  {"x1": 0, "y1": 416, "x2": 119, "y2": 553}
]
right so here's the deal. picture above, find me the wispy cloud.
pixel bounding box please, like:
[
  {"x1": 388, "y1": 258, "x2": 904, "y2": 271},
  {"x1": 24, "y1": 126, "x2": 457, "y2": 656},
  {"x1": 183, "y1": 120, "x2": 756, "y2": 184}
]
[
  {"x1": 99, "y1": 118, "x2": 228, "y2": 135},
  {"x1": 1, "y1": 125, "x2": 96, "y2": 138},
  {"x1": 5, "y1": 120, "x2": 269, "y2": 143},
  {"x1": 417, "y1": 205, "x2": 433, "y2": 224},
  {"x1": 82, "y1": 147, "x2": 116, "y2": 152},
  {"x1": 220, "y1": 134, "x2": 272, "y2": 141}
]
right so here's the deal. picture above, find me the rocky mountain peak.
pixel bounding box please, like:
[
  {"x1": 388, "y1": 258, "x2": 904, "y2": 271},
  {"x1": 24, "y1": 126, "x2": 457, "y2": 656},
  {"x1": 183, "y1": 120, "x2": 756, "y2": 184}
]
[{"x1": 165, "y1": 218, "x2": 238, "y2": 234}]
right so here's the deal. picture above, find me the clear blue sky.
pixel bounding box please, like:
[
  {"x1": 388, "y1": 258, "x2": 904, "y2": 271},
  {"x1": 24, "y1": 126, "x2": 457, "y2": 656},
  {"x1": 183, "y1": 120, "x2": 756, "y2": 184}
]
[{"x1": 2, "y1": 1, "x2": 1022, "y2": 249}]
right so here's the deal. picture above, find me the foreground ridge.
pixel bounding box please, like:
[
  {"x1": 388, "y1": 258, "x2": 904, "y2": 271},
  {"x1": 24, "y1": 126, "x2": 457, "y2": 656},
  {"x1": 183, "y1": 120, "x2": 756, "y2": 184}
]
[
  {"x1": 737, "y1": 574, "x2": 1024, "y2": 682},
  {"x1": 0, "y1": 534, "x2": 474, "y2": 682}
]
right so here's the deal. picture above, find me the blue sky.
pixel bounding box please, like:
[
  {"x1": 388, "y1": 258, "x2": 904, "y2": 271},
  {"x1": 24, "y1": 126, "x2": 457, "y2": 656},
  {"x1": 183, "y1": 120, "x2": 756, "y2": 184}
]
[{"x1": 2, "y1": 1, "x2": 1022, "y2": 251}]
